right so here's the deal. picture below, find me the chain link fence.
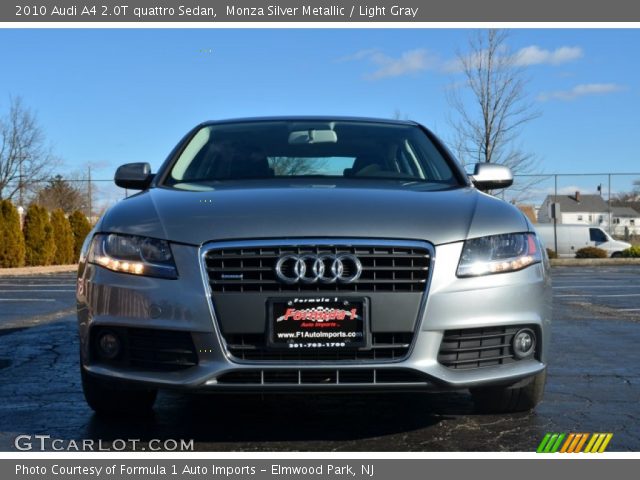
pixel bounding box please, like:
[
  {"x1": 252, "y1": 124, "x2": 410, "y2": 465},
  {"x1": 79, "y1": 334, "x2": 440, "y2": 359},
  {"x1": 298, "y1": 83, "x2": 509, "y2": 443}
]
[
  {"x1": 504, "y1": 173, "x2": 640, "y2": 242},
  {"x1": 9, "y1": 172, "x2": 640, "y2": 243}
]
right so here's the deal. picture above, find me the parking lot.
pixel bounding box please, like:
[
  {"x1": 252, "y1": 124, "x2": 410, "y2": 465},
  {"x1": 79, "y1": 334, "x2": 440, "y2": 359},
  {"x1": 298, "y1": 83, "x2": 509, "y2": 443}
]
[{"x1": 0, "y1": 267, "x2": 638, "y2": 451}]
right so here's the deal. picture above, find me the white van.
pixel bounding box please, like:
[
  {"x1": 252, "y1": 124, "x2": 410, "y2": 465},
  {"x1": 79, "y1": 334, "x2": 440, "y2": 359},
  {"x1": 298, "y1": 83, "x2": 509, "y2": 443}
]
[{"x1": 534, "y1": 224, "x2": 631, "y2": 258}]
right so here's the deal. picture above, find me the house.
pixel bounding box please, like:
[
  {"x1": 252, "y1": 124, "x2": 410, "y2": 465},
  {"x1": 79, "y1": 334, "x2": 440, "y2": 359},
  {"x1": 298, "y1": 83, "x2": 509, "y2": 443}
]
[
  {"x1": 538, "y1": 191, "x2": 610, "y2": 226},
  {"x1": 611, "y1": 206, "x2": 640, "y2": 236}
]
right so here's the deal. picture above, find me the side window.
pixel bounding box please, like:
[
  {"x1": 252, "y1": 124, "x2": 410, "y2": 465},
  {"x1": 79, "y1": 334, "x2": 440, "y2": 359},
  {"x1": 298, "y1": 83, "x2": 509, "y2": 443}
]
[
  {"x1": 396, "y1": 145, "x2": 422, "y2": 178},
  {"x1": 589, "y1": 228, "x2": 607, "y2": 243}
]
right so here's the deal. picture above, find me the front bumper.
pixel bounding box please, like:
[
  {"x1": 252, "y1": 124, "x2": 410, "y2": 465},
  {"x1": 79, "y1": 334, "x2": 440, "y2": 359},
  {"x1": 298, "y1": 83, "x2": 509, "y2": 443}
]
[{"x1": 77, "y1": 240, "x2": 551, "y2": 392}]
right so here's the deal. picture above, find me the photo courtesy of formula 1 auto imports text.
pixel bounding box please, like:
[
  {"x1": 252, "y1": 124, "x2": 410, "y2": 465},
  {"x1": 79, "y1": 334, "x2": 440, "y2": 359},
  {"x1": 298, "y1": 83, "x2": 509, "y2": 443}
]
[{"x1": 0, "y1": 1, "x2": 639, "y2": 479}]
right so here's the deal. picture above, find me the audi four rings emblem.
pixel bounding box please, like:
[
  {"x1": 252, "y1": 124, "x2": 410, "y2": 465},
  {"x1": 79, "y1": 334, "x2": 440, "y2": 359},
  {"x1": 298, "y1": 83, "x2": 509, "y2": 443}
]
[{"x1": 275, "y1": 253, "x2": 363, "y2": 284}]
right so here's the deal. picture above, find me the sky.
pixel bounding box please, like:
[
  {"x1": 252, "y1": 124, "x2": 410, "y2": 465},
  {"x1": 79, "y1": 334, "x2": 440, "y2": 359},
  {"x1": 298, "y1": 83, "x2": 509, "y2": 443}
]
[{"x1": 0, "y1": 28, "x2": 639, "y2": 206}]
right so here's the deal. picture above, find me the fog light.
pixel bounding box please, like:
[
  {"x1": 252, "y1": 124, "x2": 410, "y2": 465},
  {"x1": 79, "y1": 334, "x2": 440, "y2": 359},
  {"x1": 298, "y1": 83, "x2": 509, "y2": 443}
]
[
  {"x1": 513, "y1": 329, "x2": 536, "y2": 359},
  {"x1": 97, "y1": 331, "x2": 121, "y2": 360}
]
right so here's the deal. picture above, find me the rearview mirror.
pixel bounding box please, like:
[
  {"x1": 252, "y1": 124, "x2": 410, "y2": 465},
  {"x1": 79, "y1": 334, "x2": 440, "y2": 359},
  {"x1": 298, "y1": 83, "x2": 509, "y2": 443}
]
[
  {"x1": 114, "y1": 163, "x2": 154, "y2": 190},
  {"x1": 470, "y1": 163, "x2": 513, "y2": 190},
  {"x1": 288, "y1": 129, "x2": 337, "y2": 144}
]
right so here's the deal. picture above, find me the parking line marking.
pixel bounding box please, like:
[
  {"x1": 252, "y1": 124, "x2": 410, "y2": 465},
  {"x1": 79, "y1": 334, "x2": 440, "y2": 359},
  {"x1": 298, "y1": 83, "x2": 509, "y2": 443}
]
[
  {"x1": 553, "y1": 285, "x2": 640, "y2": 289},
  {"x1": 0, "y1": 299, "x2": 56, "y2": 302},
  {"x1": 618, "y1": 308, "x2": 640, "y2": 312},
  {"x1": 0, "y1": 289, "x2": 75, "y2": 293},
  {"x1": 555, "y1": 293, "x2": 640, "y2": 298}
]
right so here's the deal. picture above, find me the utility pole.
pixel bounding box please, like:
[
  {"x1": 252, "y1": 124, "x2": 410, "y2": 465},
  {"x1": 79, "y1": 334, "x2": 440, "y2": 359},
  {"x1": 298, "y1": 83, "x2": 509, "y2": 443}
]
[
  {"x1": 608, "y1": 174, "x2": 612, "y2": 235},
  {"x1": 18, "y1": 154, "x2": 25, "y2": 208},
  {"x1": 553, "y1": 175, "x2": 558, "y2": 255},
  {"x1": 87, "y1": 165, "x2": 92, "y2": 222}
]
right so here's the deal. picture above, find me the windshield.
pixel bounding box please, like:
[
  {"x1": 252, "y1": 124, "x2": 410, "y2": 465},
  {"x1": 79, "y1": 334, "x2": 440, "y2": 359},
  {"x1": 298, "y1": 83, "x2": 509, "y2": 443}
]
[{"x1": 163, "y1": 120, "x2": 461, "y2": 188}]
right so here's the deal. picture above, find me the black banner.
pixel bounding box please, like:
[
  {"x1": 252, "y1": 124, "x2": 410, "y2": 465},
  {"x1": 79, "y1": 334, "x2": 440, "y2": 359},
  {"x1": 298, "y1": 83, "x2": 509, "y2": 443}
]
[
  {"x1": 5, "y1": 0, "x2": 640, "y2": 22},
  {"x1": 3, "y1": 459, "x2": 640, "y2": 480}
]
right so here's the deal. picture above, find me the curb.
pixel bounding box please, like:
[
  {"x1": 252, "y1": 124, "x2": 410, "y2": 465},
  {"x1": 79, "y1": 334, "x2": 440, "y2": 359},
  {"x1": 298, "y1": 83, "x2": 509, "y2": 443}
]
[
  {"x1": 550, "y1": 258, "x2": 640, "y2": 266},
  {"x1": 0, "y1": 265, "x2": 78, "y2": 276}
]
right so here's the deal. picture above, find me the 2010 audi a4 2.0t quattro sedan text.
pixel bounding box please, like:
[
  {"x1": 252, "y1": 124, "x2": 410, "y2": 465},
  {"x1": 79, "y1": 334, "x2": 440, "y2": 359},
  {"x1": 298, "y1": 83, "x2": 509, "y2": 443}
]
[{"x1": 76, "y1": 117, "x2": 551, "y2": 415}]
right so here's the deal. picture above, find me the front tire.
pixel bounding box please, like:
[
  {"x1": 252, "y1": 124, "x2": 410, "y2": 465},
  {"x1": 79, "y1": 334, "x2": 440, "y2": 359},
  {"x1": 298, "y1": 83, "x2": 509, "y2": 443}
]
[
  {"x1": 611, "y1": 252, "x2": 622, "y2": 258},
  {"x1": 81, "y1": 368, "x2": 157, "y2": 415},
  {"x1": 470, "y1": 370, "x2": 546, "y2": 413}
]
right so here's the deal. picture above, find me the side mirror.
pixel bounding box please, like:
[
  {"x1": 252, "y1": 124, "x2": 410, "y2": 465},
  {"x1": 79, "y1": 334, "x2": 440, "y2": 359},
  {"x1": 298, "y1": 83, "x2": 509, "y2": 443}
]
[
  {"x1": 114, "y1": 163, "x2": 154, "y2": 190},
  {"x1": 470, "y1": 163, "x2": 513, "y2": 190}
]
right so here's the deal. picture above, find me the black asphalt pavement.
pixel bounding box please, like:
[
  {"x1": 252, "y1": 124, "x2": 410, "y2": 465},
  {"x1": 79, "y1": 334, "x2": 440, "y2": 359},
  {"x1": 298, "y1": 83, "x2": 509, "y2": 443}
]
[{"x1": 0, "y1": 267, "x2": 638, "y2": 452}]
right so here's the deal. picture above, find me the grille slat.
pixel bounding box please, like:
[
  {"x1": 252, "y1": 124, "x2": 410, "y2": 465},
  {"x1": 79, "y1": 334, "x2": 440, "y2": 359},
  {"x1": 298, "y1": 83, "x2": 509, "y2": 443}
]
[
  {"x1": 216, "y1": 368, "x2": 428, "y2": 385},
  {"x1": 438, "y1": 325, "x2": 538, "y2": 370},
  {"x1": 205, "y1": 244, "x2": 430, "y2": 293},
  {"x1": 438, "y1": 342, "x2": 511, "y2": 354},
  {"x1": 225, "y1": 332, "x2": 413, "y2": 362}
]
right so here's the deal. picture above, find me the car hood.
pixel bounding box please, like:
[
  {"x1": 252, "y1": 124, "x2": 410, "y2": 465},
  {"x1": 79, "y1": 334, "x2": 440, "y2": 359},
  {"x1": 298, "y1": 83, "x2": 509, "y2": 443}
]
[{"x1": 100, "y1": 182, "x2": 528, "y2": 246}]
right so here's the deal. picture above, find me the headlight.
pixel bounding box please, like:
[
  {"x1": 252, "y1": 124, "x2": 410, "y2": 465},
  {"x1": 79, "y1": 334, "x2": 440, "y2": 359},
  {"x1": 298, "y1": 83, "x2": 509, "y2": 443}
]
[
  {"x1": 456, "y1": 232, "x2": 541, "y2": 277},
  {"x1": 88, "y1": 233, "x2": 178, "y2": 279}
]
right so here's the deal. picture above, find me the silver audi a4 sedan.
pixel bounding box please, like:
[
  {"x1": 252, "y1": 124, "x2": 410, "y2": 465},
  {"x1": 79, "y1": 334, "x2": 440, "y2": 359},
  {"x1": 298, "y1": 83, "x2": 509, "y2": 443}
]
[{"x1": 76, "y1": 117, "x2": 551, "y2": 415}]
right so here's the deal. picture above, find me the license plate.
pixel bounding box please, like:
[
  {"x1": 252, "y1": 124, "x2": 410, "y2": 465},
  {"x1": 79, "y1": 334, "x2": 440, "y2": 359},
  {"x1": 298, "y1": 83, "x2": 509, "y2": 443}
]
[{"x1": 268, "y1": 297, "x2": 368, "y2": 349}]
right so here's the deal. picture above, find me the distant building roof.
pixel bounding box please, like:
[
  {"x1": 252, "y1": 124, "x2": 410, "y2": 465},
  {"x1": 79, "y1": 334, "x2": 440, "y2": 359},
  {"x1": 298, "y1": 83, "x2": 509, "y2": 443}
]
[
  {"x1": 543, "y1": 193, "x2": 608, "y2": 213},
  {"x1": 517, "y1": 205, "x2": 537, "y2": 223},
  {"x1": 611, "y1": 206, "x2": 640, "y2": 218}
]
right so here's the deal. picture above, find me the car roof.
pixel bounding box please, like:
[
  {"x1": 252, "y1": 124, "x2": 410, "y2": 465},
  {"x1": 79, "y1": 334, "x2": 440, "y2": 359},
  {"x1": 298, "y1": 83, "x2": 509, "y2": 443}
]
[{"x1": 199, "y1": 116, "x2": 420, "y2": 127}]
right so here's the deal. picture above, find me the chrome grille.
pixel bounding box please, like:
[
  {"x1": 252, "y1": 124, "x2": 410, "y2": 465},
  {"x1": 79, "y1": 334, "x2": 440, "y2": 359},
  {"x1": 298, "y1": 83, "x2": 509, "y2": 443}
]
[{"x1": 205, "y1": 245, "x2": 430, "y2": 293}]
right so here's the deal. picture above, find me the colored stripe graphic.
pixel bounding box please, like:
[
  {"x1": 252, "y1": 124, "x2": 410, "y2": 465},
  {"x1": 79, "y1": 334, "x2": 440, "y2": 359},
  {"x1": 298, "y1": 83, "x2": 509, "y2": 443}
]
[
  {"x1": 585, "y1": 433, "x2": 614, "y2": 453},
  {"x1": 537, "y1": 433, "x2": 612, "y2": 453},
  {"x1": 574, "y1": 433, "x2": 589, "y2": 453},
  {"x1": 590, "y1": 434, "x2": 606, "y2": 453},
  {"x1": 536, "y1": 433, "x2": 552, "y2": 453},
  {"x1": 559, "y1": 433, "x2": 575, "y2": 453},
  {"x1": 569, "y1": 433, "x2": 587, "y2": 453},
  {"x1": 536, "y1": 433, "x2": 565, "y2": 453},
  {"x1": 598, "y1": 433, "x2": 613, "y2": 453},
  {"x1": 550, "y1": 433, "x2": 565, "y2": 453}
]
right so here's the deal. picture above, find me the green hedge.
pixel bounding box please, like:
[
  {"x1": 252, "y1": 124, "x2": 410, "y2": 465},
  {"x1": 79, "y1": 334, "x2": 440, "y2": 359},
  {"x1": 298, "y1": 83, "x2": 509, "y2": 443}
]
[
  {"x1": 575, "y1": 246, "x2": 608, "y2": 259},
  {"x1": 23, "y1": 204, "x2": 56, "y2": 266},
  {"x1": 50, "y1": 208, "x2": 74, "y2": 265},
  {"x1": 0, "y1": 200, "x2": 26, "y2": 268},
  {"x1": 68, "y1": 210, "x2": 92, "y2": 262},
  {"x1": 0, "y1": 202, "x2": 91, "y2": 268},
  {"x1": 620, "y1": 245, "x2": 640, "y2": 258}
]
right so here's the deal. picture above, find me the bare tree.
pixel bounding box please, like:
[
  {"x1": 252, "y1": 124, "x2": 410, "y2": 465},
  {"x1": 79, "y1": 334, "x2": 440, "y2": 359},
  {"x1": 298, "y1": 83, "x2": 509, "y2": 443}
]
[
  {"x1": 612, "y1": 179, "x2": 640, "y2": 210},
  {"x1": 447, "y1": 30, "x2": 540, "y2": 178},
  {"x1": 32, "y1": 175, "x2": 87, "y2": 214},
  {"x1": 0, "y1": 97, "x2": 56, "y2": 203},
  {"x1": 269, "y1": 157, "x2": 329, "y2": 176}
]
